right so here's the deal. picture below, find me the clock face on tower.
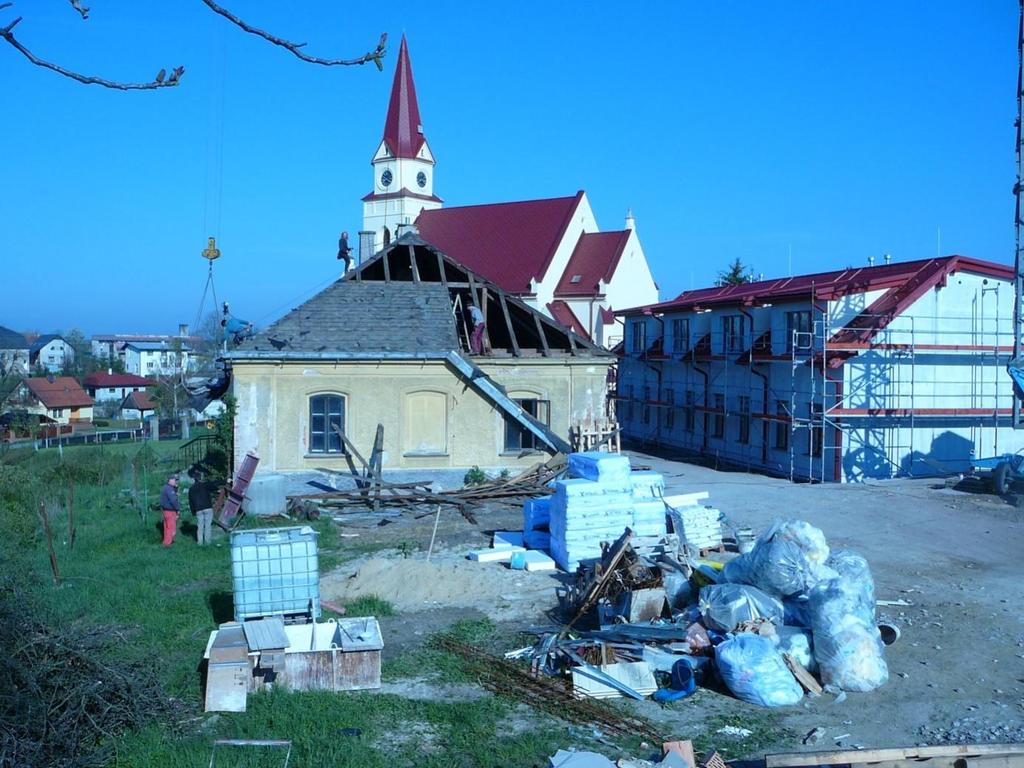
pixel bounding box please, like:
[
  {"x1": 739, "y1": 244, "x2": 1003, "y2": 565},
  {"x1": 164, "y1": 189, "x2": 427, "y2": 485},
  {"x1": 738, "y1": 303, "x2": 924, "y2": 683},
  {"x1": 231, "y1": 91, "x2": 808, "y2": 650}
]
[
  {"x1": 416, "y1": 171, "x2": 427, "y2": 188},
  {"x1": 380, "y1": 169, "x2": 393, "y2": 188}
]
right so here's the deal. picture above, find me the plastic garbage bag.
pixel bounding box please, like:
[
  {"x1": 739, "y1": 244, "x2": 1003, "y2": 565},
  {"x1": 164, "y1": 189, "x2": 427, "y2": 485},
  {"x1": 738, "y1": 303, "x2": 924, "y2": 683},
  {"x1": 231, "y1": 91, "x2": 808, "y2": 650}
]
[
  {"x1": 809, "y1": 548, "x2": 887, "y2": 691},
  {"x1": 715, "y1": 633, "x2": 804, "y2": 707},
  {"x1": 720, "y1": 552, "x2": 753, "y2": 585},
  {"x1": 737, "y1": 519, "x2": 832, "y2": 598},
  {"x1": 774, "y1": 626, "x2": 817, "y2": 674},
  {"x1": 783, "y1": 595, "x2": 813, "y2": 628},
  {"x1": 811, "y1": 614, "x2": 888, "y2": 691},
  {"x1": 699, "y1": 584, "x2": 783, "y2": 632}
]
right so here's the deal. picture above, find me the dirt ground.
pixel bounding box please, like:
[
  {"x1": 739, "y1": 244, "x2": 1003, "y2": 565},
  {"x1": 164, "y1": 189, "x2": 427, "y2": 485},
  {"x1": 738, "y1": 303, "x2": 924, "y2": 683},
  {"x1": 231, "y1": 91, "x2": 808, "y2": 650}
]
[{"x1": 318, "y1": 450, "x2": 1024, "y2": 756}]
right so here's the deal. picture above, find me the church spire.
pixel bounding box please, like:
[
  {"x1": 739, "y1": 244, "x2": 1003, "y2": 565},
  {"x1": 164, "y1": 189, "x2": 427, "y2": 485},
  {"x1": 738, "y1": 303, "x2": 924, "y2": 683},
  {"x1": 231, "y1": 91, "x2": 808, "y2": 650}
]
[{"x1": 382, "y1": 34, "x2": 425, "y2": 159}]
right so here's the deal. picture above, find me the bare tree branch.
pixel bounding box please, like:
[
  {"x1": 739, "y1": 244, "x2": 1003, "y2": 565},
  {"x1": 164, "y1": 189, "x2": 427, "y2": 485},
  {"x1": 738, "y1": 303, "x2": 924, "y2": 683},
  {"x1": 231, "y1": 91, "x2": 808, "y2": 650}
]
[
  {"x1": 199, "y1": 0, "x2": 387, "y2": 70},
  {"x1": 68, "y1": 0, "x2": 89, "y2": 20},
  {"x1": 0, "y1": 17, "x2": 184, "y2": 90}
]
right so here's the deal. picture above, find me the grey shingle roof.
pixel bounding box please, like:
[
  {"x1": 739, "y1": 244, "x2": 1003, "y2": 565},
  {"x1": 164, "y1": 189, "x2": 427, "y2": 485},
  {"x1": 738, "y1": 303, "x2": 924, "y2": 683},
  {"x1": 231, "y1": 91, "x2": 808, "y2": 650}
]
[
  {"x1": 231, "y1": 282, "x2": 459, "y2": 359},
  {"x1": 0, "y1": 326, "x2": 28, "y2": 350}
]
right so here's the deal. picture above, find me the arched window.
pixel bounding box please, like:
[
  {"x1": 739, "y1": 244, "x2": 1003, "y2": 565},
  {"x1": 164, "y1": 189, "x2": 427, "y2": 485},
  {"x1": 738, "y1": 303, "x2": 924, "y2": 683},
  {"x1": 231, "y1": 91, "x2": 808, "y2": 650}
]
[
  {"x1": 404, "y1": 391, "x2": 447, "y2": 454},
  {"x1": 383, "y1": 227, "x2": 391, "y2": 246},
  {"x1": 309, "y1": 394, "x2": 345, "y2": 454}
]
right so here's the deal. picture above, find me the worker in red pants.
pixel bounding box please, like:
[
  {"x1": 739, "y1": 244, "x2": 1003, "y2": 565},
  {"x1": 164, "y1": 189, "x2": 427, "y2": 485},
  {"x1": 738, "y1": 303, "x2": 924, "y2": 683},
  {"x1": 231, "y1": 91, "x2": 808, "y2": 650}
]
[{"x1": 159, "y1": 475, "x2": 180, "y2": 546}]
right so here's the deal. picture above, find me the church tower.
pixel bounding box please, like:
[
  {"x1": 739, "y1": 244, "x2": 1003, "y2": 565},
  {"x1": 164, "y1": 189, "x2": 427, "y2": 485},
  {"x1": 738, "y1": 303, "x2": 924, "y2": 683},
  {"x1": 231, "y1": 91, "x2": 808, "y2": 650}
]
[{"x1": 360, "y1": 35, "x2": 441, "y2": 261}]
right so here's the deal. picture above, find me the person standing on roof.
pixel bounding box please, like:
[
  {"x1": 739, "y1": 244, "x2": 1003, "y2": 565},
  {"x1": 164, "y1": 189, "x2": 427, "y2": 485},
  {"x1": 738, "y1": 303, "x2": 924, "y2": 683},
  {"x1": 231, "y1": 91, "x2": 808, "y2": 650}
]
[
  {"x1": 159, "y1": 475, "x2": 180, "y2": 547},
  {"x1": 468, "y1": 298, "x2": 486, "y2": 355},
  {"x1": 188, "y1": 469, "x2": 217, "y2": 546}
]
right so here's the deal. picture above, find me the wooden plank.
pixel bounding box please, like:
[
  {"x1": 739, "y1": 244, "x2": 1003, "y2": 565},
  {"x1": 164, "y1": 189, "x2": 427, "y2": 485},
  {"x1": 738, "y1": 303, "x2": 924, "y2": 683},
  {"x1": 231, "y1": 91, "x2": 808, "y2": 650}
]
[
  {"x1": 382, "y1": 248, "x2": 391, "y2": 281},
  {"x1": 533, "y1": 312, "x2": 551, "y2": 356},
  {"x1": 369, "y1": 424, "x2": 385, "y2": 512},
  {"x1": 408, "y1": 244, "x2": 420, "y2": 282},
  {"x1": 498, "y1": 290, "x2": 521, "y2": 356},
  {"x1": 435, "y1": 251, "x2": 449, "y2": 289},
  {"x1": 783, "y1": 652, "x2": 822, "y2": 695},
  {"x1": 766, "y1": 744, "x2": 1024, "y2": 768},
  {"x1": 333, "y1": 426, "x2": 380, "y2": 481}
]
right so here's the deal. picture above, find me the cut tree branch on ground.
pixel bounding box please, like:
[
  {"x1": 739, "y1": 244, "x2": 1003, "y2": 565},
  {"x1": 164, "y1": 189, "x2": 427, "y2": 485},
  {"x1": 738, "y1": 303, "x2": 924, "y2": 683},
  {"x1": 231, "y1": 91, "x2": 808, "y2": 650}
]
[{"x1": 199, "y1": 0, "x2": 387, "y2": 70}]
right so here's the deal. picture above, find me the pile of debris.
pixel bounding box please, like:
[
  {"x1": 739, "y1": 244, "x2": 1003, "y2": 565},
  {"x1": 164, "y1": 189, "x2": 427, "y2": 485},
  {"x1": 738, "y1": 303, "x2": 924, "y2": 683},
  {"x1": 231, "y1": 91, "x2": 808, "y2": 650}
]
[{"x1": 510, "y1": 515, "x2": 890, "y2": 707}]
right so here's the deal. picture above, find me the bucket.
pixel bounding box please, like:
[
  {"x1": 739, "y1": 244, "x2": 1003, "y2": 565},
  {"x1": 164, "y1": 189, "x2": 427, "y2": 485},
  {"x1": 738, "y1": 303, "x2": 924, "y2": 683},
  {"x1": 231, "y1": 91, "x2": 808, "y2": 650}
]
[
  {"x1": 877, "y1": 621, "x2": 901, "y2": 646},
  {"x1": 736, "y1": 528, "x2": 756, "y2": 554}
]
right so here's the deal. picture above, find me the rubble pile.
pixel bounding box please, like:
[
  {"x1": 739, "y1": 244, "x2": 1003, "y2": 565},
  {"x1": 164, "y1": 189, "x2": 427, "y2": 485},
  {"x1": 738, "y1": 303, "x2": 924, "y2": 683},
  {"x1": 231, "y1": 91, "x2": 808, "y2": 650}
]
[{"x1": 487, "y1": 453, "x2": 892, "y2": 708}]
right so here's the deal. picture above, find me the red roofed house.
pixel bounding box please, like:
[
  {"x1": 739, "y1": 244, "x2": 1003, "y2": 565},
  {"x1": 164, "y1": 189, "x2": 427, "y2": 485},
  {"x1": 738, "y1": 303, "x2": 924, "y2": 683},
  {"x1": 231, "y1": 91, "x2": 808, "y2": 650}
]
[
  {"x1": 13, "y1": 377, "x2": 94, "y2": 425},
  {"x1": 83, "y1": 370, "x2": 151, "y2": 402},
  {"x1": 355, "y1": 36, "x2": 657, "y2": 347},
  {"x1": 119, "y1": 390, "x2": 156, "y2": 421},
  {"x1": 616, "y1": 256, "x2": 1022, "y2": 483}
]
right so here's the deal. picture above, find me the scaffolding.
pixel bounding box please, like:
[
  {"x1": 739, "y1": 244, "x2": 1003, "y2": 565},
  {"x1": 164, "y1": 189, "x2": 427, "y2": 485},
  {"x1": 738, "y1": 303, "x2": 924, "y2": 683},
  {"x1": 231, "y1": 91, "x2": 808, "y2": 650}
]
[{"x1": 617, "y1": 301, "x2": 1014, "y2": 482}]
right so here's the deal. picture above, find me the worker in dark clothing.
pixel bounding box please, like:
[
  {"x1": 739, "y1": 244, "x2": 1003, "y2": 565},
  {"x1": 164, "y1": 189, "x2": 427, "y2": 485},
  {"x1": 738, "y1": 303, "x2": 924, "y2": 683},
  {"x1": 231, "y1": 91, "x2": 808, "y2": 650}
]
[
  {"x1": 159, "y1": 475, "x2": 180, "y2": 547},
  {"x1": 188, "y1": 471, "x2": 217, "y2": 546},
  {"x1": 337, "y1": 231, "x2": 353, "y2": 272}
]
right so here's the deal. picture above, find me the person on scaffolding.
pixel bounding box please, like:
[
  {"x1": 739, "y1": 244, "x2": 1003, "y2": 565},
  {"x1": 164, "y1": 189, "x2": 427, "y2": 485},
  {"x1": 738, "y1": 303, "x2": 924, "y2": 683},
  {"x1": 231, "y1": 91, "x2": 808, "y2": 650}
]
[{"x1": 468, "y1": 298, "x2": 487, "y2": 355}]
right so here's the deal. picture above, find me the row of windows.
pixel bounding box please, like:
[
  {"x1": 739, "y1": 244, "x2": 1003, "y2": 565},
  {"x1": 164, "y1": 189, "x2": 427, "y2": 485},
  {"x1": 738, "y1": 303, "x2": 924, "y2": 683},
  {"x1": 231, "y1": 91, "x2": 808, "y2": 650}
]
[
  {"x1": 619, "y1": 388, "x2": 822, "y2": 455},
  {"x1": 307, "y1": 393, "x2": 551, "y2": 456},
  {"x1": 629, "y1": 311, "x2": 814, "y2": 355}
]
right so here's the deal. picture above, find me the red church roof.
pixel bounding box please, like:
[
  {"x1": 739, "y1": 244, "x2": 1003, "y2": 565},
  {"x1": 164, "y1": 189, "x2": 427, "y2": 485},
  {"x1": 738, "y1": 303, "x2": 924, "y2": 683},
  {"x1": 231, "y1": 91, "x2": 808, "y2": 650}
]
[
  {"x1": 546, "y1": 301, "x2": 590, "y2": 339},
  {"x1": 383, "y1": 35, "x2": 426, "y2": 160},
  {"x1": 620, "y1": 255, "x2": 1014, "y2": 315},
  {"x1": 416, "y1": 192, "x2": 584, "y2": 293},
  {"x1": 22, "y1": 377, "x2": 93, "y2": 409},
  {"x1": 555, "y1": 230, "x2": 631, "y2": 297}
]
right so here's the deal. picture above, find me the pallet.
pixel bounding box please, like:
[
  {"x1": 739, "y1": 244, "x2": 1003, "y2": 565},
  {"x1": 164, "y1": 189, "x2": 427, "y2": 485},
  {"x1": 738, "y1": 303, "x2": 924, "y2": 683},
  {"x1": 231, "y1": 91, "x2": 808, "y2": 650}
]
[
  {"x1": 765, "y1": 743, "x2": 1024, "y2": 768},
  {"x1": 698, "y1": 544, "x2": 726, "y2": 557}
]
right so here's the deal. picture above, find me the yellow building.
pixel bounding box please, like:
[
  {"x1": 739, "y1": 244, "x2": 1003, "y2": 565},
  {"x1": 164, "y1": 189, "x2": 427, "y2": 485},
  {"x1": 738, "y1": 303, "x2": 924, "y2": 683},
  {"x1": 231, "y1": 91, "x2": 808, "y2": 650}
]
[{"x1": 226, "y1": 236, "x2": 615, "y2": 475}]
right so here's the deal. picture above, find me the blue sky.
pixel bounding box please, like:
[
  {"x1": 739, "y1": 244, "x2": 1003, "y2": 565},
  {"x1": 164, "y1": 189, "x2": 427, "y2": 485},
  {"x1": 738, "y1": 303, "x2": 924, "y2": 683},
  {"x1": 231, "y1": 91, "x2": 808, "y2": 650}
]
[{"x1": 1, "y1": 1, "x2": 1017, "y2": 335}]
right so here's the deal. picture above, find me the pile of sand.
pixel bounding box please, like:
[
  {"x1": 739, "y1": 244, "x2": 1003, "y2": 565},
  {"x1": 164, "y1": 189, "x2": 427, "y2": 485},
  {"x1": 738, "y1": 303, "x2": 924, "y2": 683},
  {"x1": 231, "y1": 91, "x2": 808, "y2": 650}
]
[{"x1": 320, "y1": 548, "x2": 562, "y2": 618}]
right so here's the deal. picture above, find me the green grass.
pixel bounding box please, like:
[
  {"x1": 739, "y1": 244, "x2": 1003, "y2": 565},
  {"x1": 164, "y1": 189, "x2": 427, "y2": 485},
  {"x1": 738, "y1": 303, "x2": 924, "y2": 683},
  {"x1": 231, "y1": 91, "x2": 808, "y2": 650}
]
[
  {"x1": 344, "y1": 594, "x2": 396, "y2": 617},
  {"x1": 0, "y1": 442, "x2": 595, "y2": 768}
]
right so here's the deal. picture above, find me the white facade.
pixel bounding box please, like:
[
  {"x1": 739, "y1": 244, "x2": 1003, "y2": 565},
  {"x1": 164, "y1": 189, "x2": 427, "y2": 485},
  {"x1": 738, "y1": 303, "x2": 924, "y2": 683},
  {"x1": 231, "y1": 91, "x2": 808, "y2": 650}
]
[
  {"x1": 124, "y1": 342, "x2": 193, "y2": 377},
  {"x1": 363, "y1": 140, "x2": 441, "y2": 253},
  {"x1": 618, "y1": 264, "x2": 1023, "y2": 482},
  {"x1": 91, "y1": 384, "x2": 147, "y2": 403},
  {"x1": 32, "y1": 338, "x2": 73, "y2": 373},
  {"x1": 556, "y1": 223, "x2": 659, "y2": 347}
]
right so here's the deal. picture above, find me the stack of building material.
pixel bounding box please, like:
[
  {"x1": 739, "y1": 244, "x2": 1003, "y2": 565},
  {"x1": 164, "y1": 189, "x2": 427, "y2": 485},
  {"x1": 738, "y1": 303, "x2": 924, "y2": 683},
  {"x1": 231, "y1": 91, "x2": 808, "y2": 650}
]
[
  {"x1": 664, "y1": 492, "x2": 722, "y2": 551},
  {"x1": 523, "y1": 497, "x2": 551, "y2": 550},
  {"x1": 629, "y1": 470, "x2": 667, "y2": 538},
  {"x1": 567, "y1": 451, "x2": 632, "y2": 484},
  {"x1": 549, "y1": 478, "x2": 635, "y2": 572}
]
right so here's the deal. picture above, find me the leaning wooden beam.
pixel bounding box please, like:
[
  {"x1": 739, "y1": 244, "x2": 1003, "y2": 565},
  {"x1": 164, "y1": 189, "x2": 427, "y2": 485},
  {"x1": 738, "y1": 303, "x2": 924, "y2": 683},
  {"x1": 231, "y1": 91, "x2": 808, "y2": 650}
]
[
  {"x1": 533, "y1": 313, "x2": 551, "y2": 356},
  {"x1": 408, "y1": 244, "x2": 421, "y2": 282},
  {"x1": 498, "y1": 291, "x2": 521, "y2": 357},
  {"x1": 333, "y1": 425, "x2": 381, "y2": 481},
  {"x1": 382, "y1": 248, "x2": 391, "y2": 281},
  {"x1": 435, "y1": 250, "x2": 449, "y2": 289}
]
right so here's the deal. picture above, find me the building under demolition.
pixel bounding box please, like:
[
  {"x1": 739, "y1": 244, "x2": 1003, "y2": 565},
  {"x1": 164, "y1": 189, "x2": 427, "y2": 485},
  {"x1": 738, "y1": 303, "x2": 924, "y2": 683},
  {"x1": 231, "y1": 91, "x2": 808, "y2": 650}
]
[
  {"x1": 226, "y1": 234, "x2": 614, "y2": 475},
  {"x1": 616, "y1": 255, "x2": 1023, "y2": 482}
]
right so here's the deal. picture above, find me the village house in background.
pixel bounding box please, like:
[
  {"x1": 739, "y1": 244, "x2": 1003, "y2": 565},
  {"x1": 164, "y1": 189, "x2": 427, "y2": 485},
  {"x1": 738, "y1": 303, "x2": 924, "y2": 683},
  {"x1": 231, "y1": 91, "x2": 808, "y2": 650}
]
[
  {"x1": 83, "y1": 370, "x2": 151, "y2": 402},
  {"x1": 9, "y1": 376, "x2": 94, "y2": 425},
  {"x1": 616, "y1": 255, "x2": 1023, "y2": 482},
  {"x1": 118, "y1": 389, "x2": 156, "y2": 421},
  {"x1": 123, "y1": 340, "x2": 195, "y2": 377},
  {"x1": 226, "y1": 235, "x2": 613, "y2": 476},
  {"x1": 91, "y1": 325, "x2": 198, "y2": 369},
  {"x1": 356, "y1": 36, "x2": 658, "y2": 347},
  {"x1": 0, "y1": 326, "x2": 29, "y2": 376},
  {"x1": 29, "y1": 334, "x2": 74, "y2": 373}
]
